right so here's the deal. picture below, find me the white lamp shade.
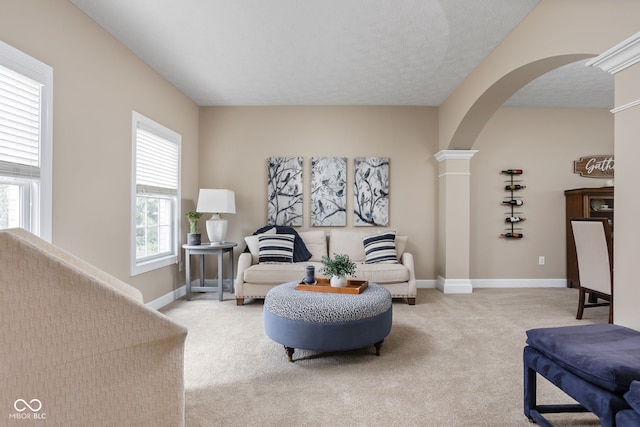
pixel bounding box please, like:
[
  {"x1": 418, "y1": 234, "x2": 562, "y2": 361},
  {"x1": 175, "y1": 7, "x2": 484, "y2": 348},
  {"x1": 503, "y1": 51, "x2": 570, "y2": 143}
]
[{"x1": 196, "y1": 189, "x2": 236, "y2": 214}]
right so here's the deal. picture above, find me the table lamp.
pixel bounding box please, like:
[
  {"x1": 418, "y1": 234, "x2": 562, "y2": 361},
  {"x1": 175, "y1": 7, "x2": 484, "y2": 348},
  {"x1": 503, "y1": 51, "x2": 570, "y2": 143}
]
[{"x1": 196, "y1": 189, "x2": 236, "y2": 245}]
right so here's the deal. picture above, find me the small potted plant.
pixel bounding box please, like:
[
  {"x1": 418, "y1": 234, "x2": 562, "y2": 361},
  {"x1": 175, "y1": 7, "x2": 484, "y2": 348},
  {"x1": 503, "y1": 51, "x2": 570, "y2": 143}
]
[
  {"x1": 185, "y1": 211, "x2": 202, "y2": 245},
  {"x1": 320, "y1": 253, "x2": 357, "y2": 288}
]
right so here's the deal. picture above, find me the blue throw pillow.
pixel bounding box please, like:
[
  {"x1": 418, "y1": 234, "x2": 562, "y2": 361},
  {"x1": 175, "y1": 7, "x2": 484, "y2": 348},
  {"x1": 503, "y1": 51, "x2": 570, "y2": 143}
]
[{"x1": 258, "y1": 234, "x2": 295, "y2": 263}]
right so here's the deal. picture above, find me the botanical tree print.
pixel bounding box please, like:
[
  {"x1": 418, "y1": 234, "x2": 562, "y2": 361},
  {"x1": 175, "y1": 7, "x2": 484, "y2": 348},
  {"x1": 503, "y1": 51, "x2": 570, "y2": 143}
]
[
  {"x1": 311, "y1": 157, "x2": 346, "y2": 226},
  {"x1": 354, "y1": 157, "x2": 389, "y2": 226},
  {"x1": 267, "y1": 157, "x2": 303, "y2": 226}
]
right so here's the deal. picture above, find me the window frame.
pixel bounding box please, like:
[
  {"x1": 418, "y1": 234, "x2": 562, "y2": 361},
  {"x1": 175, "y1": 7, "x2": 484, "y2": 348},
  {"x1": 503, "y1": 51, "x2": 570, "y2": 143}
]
[
  {"x1": 0, "y1": 41, "x2": 53, "y2": 241},
  {"x1": 0, "y1": 177, "x2": 33, "y2": 230},
  {"x1": 131, "y1": 111, "x2": 181, "y2": 276}
]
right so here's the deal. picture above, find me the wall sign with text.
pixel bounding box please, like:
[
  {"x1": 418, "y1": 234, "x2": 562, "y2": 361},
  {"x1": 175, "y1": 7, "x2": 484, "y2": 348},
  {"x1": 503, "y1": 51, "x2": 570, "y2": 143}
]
[{"x1": 573, "y1": 155, "x2": 614, "y2": 178}]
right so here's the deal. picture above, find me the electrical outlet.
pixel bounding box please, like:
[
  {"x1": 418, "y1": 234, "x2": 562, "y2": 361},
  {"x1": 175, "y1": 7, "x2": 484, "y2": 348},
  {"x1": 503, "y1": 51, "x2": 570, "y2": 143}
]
[
  {"x1": 538, "y1": 256, "x2": 545, "y2": 265},
  {"x1": 178, "y1": 261, "x2": 184, "y2": 272}
]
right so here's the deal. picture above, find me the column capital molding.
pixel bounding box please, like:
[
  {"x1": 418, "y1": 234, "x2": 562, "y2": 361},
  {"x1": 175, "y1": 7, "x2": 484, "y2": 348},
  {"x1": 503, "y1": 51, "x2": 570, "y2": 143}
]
[
  {"x1": 434, "y1": 150, "x2": 478, "y2": 162},
  {"x1": 586, "y1": 32, "x2": 640, "y2": 74}
]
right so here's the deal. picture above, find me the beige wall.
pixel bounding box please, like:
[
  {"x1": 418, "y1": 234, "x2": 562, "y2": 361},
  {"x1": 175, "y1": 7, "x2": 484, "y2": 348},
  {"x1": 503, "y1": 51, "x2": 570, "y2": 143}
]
[
  {"x1": 0, "y1": 0, "x2": 200, "y2": 302},
  {"x1": 471, "y1": 108, "x2": 613, "y2": 280},
  {"x1": 198, "y1": 107, "x2": 439, "y2": 280},
  {"x1": 197, "y1": 106, "x2": 613, "y2": 283}
]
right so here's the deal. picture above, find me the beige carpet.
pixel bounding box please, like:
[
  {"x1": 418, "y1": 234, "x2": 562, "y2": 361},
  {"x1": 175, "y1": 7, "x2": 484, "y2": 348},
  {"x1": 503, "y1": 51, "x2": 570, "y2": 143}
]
[{"x1": 161, "y1": 287, "x2": 609, "y2": 426}]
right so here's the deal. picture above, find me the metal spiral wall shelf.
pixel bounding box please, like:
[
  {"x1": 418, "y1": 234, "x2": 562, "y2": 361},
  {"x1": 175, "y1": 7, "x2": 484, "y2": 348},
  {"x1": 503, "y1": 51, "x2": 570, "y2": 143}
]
[{"x1": 500, "y1": 169, "x2": 525, "y2": 239}]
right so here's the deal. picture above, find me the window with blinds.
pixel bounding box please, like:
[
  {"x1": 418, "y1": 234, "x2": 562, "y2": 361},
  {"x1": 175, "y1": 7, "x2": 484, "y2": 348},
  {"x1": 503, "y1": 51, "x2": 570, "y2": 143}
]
[
  {"x1": 131, "y1": 112, "x2": 181, "y2": 275},
  {"x1": 0, "y1": 64, "x2": 41, "y2": 178},
  {"x1": 0, "y1": 41, "x2": 52, "y2": 241}
]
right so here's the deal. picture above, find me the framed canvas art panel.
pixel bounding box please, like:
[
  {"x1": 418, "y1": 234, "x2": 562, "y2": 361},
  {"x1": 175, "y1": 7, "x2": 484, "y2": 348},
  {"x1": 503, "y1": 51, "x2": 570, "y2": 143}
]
[
  {"x1": 267, "y1": 157, "x2": 303, "y2": 226},
  {"x1": 354, "y1": 157, "x2": 389, "y2": 226},
  {"x1": 311, "y1": 157, "x2": 346, "y2": 226}
]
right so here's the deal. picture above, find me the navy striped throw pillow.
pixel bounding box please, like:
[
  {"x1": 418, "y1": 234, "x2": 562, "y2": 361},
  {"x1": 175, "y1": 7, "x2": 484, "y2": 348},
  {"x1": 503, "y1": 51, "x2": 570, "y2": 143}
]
[
  {"x1": 363, "y1": 232, "x2": 398, "y2": 264},
  {"x1": 258, "y1": 234, "x2": 295, "y2": 263}
]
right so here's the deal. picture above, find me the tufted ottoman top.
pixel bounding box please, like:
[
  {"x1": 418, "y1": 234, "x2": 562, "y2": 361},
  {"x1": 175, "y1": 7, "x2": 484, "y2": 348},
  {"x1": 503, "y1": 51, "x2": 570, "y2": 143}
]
[{"x1": 264, "y1": 281, "x2": 392, "y2": 323}]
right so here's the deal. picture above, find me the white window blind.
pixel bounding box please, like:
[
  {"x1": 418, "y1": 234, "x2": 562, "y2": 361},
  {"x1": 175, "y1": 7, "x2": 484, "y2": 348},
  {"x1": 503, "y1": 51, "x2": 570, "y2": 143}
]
[
  {"x1": 0, "y1": 64, "x2": 41, "y2": 179},
  {"x1": 0, "y1": 40, "x2": 52, "y2": 241},
  {"x1": 135, "y1": 125, "x2": 179, "y2": 195}
]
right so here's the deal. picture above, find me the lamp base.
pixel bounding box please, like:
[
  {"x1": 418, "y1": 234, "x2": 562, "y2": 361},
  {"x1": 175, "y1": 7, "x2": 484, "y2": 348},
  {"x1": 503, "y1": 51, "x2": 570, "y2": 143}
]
[{"x1": 206, "y1": 214, "x2": 228, "y2": 244}]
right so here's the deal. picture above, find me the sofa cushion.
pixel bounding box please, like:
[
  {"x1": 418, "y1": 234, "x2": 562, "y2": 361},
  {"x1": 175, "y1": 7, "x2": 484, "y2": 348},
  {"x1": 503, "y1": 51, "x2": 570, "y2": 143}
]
[
  {"x1": 258, "y1": 234, "x2": 295, "y2": 263},
  {"x1": 363, "y1": 231, "x2": 398, "y2": 264},
  {"x1": 244, "y1": 262, "x2": 324, "y2": 284},
  {"x1": 330, "y1": 229, "x2": 407, "y2": 263},
  {"x1": 329, "y1": 229, "x2": 370, "y2": 262},
  {"x1": 354, "y1": 262, "x2": 409, "y2": 283},
  {"x1": 298, "y1": 230, "x2": 327, "y2": 262},
  {"x1": 242, "y1": 261, "x2": 409, "y2": 285}
]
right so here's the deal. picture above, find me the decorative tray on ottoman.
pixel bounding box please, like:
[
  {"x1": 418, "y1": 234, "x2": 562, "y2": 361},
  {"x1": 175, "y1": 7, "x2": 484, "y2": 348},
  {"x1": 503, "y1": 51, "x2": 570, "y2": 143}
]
[{"x1": 296, "y1": 278, "x2": 368, "y2": 294}]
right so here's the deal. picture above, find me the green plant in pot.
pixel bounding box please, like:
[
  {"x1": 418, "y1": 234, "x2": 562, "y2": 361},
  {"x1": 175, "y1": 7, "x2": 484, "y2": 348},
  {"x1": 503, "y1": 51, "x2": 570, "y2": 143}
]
[
  {"x1": 320, "y1": 253, "x2": 356, "y2": 288},
  {"x1": 185, "y1": 211, "x2": 202, "y2": 245}
]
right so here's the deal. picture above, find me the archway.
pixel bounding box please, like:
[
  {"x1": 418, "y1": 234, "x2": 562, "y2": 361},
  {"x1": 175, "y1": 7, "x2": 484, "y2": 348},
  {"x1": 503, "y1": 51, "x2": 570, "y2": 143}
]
[
  {"x1": 448, "y1": 55, "x2": 595, "y2": 150},
  {"x1": 436, "y1": 54, "x2": 605, "y2": 293}
]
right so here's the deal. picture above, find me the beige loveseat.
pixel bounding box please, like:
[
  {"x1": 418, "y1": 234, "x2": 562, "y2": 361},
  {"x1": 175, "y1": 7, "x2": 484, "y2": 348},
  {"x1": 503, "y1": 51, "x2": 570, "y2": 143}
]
[
  {"x1": 0, "y1": 229, "x2": 188, "y2": 427},
  {"x1": 234, "y1": 229, "x2": 416, "y2": 306}
]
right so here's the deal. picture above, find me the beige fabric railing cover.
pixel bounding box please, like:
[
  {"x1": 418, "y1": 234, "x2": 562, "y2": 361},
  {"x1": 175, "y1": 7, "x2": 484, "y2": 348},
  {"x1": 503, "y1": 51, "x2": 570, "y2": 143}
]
[{"x1": 0, "y1": 228, "x2": 187, "y2": 426}]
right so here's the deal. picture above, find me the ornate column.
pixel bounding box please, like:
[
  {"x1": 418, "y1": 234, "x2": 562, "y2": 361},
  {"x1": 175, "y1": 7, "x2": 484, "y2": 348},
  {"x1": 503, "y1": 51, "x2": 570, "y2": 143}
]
[{"x1": 434, "y1": 150, "x2": 478, "y2": 294}]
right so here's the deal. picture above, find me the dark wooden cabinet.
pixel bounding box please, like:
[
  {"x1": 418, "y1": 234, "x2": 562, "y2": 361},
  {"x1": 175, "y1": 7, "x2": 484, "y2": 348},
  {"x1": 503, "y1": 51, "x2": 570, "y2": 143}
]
[{"x1": 565, "y1": 187, "x2": 614, "y2": 287}]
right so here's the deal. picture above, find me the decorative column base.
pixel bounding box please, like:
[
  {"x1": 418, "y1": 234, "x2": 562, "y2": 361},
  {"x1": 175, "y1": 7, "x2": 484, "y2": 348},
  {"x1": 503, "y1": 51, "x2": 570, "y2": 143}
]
[{"x1": 437, "y1": 276, "x2": 473, "y2": 294}]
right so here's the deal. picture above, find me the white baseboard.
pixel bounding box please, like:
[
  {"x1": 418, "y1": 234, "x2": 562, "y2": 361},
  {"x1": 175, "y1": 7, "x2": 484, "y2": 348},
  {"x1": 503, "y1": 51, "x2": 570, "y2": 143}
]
[
  {"x1": 435, "y1": 276, "x2": 473, "y2": 294},
  {"x1": 471, "y1": 278, "x2": 567, "y2": 288},
  {"x1": 416, "y1": 279, "x2": 437, "y2": 288},
  {"x1": 147, "y1": 286, "x2": 186, "y2": 310},
  {"x1": 148, "y1": 278, "x2": 569, "y2": 309},
  {"x1": 419, "y1": 278, "x2": 568, "y2": 291}
]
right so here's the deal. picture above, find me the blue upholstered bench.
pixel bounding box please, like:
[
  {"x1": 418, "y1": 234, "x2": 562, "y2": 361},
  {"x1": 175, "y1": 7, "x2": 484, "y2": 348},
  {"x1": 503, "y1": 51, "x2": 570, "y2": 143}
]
[
  {"x1": 263, "y1": 281, "x2": 392, "y2": 362},
  {"x1": 524, "y1": 324, "x2": 640, "y2": 427},
  {"x1": 617, "y1": 381, "x2": 640, "y2": 425}
]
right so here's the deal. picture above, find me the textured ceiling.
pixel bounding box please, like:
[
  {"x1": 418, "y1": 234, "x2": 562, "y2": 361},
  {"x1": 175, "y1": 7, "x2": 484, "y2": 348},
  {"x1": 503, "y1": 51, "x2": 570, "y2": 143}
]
[{"x1": 70, "y1": 0, "x2": 613, "y2": 108}]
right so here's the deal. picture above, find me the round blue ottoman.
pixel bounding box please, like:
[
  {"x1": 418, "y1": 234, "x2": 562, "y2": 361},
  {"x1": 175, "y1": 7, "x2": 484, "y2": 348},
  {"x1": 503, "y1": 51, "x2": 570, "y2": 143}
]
[{"x1": 264, "y1": 281, "x2": 392, "y2": 362}]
